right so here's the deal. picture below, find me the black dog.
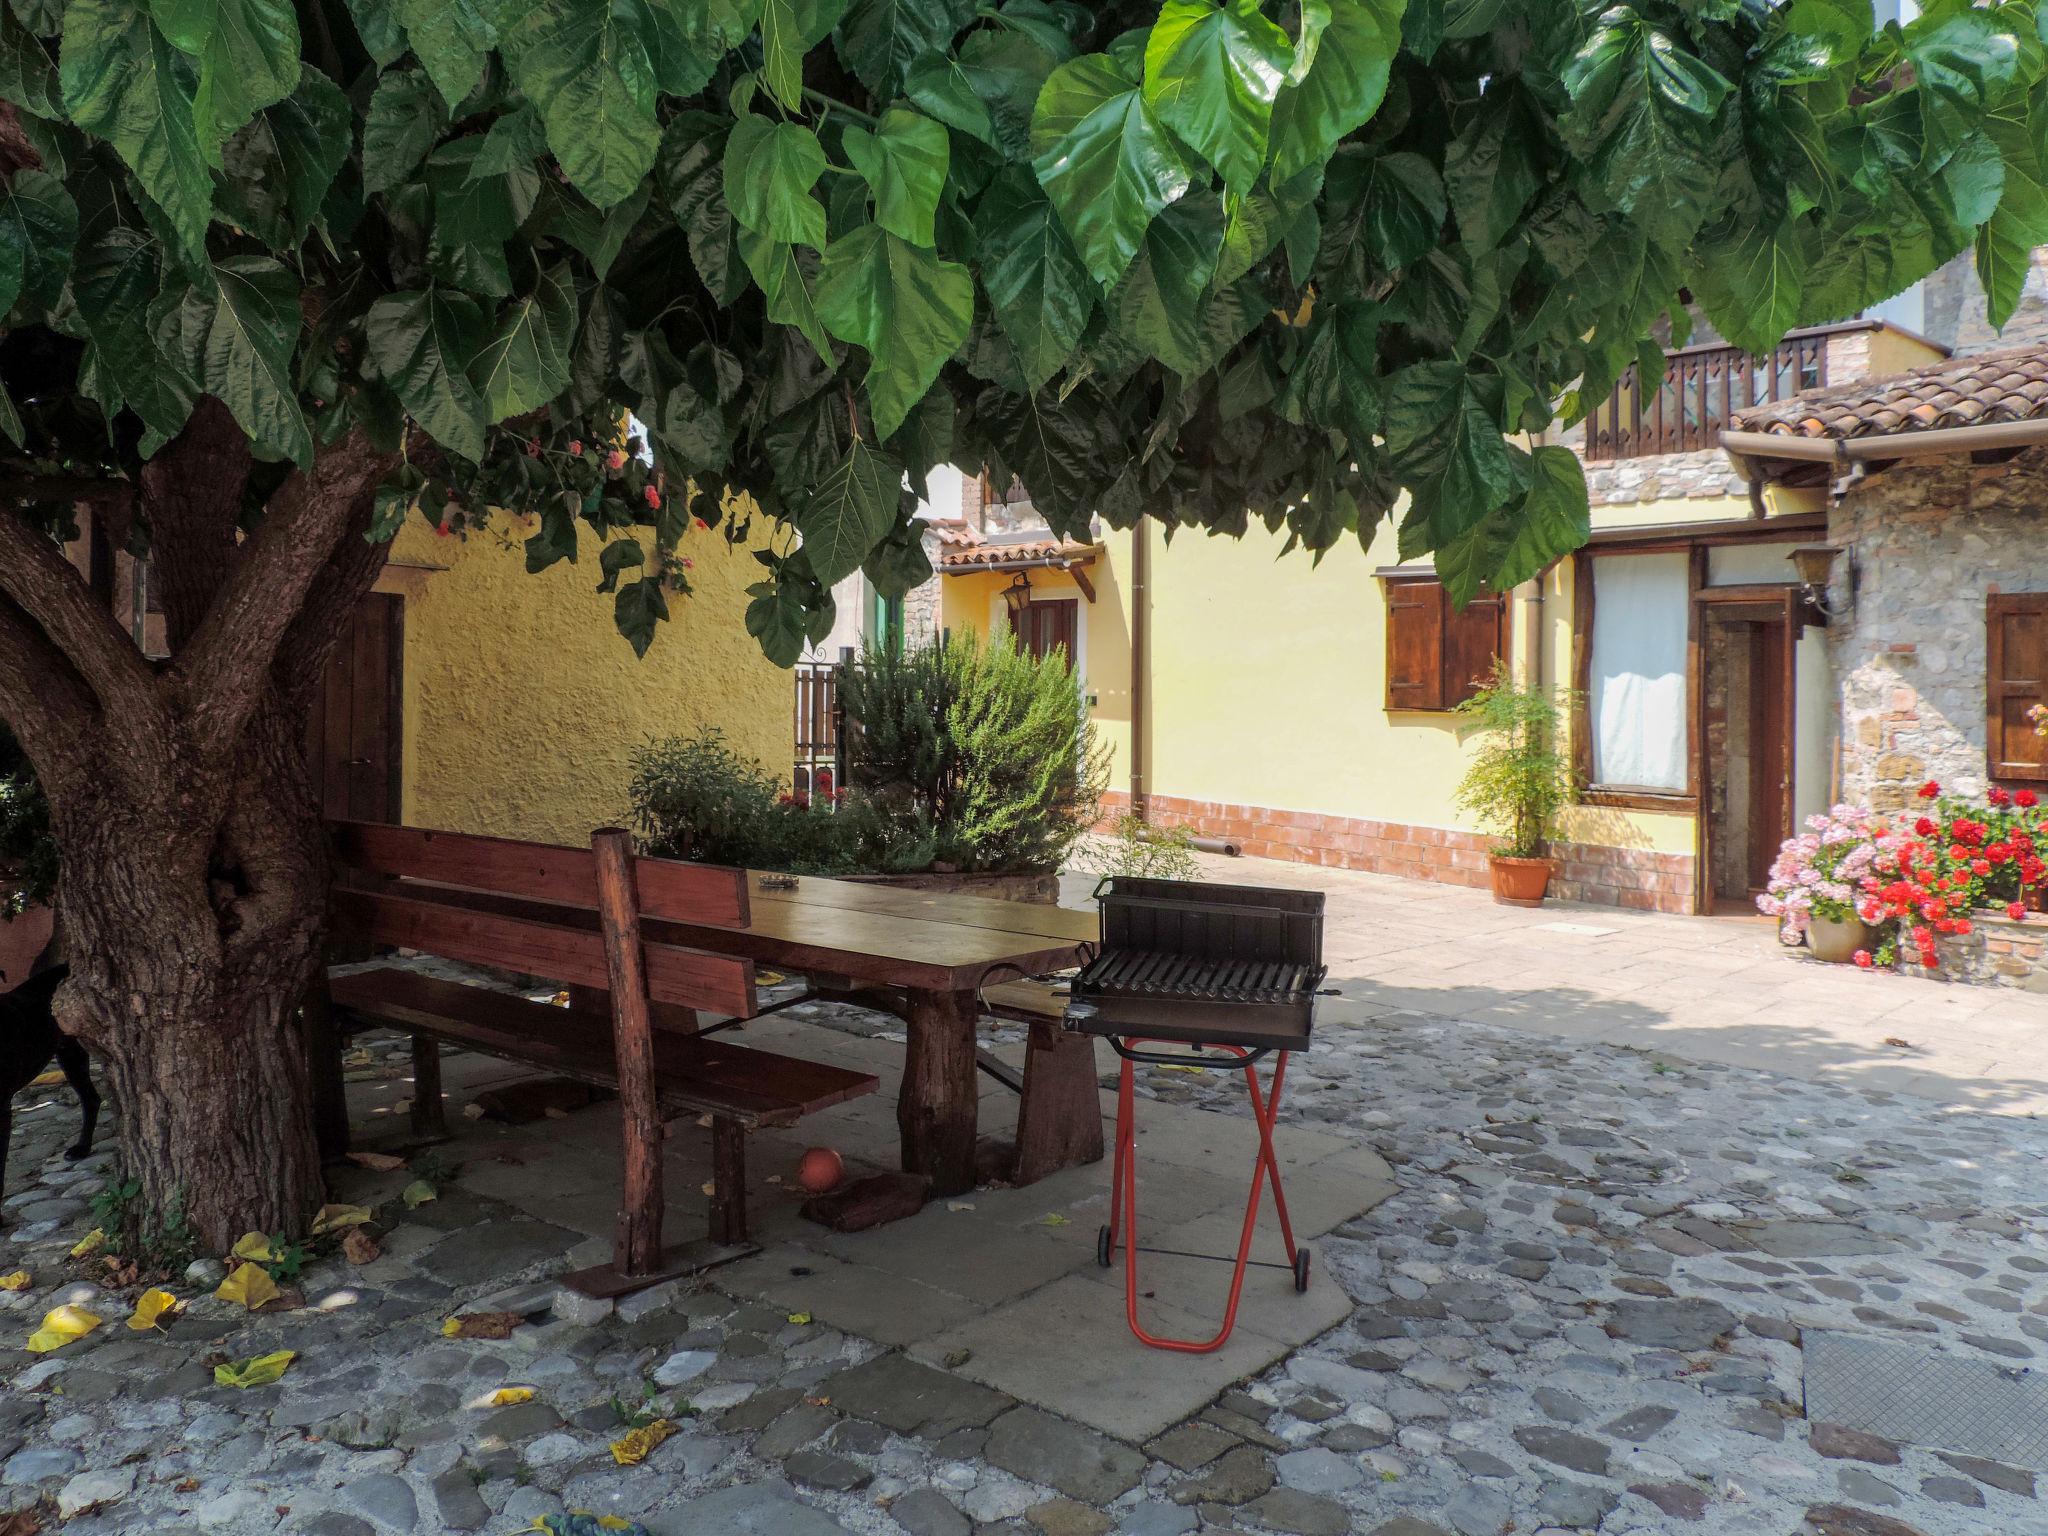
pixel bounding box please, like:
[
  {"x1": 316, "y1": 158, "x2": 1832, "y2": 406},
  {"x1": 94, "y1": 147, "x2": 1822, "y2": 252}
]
[{"x1": 1, "y1": 964, "x2": 98, "y2": 1209}]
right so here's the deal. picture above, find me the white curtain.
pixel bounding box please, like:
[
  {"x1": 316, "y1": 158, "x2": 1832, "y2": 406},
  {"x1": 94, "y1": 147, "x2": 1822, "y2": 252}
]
[{"x1": 1589, "y1": 552, "x2": 1689, "y2": 791}]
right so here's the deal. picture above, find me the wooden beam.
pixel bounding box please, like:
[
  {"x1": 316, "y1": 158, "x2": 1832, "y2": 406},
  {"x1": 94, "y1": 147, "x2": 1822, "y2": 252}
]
[{"x1": 1069, "y1": 564, "x2": 1096, "y2": 604}]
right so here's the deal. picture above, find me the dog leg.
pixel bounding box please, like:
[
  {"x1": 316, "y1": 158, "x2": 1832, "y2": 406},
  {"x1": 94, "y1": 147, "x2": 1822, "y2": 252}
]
[{"x1": 55, "y1": 1038, "x2": 97, "y2": 1160}]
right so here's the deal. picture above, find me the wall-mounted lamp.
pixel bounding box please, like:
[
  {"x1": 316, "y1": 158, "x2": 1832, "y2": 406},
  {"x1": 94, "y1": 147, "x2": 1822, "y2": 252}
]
[
  {"x1": 1001, "y1": 570, "x2": 1034, "y2": 619},
  {"x1": 1788, "y1": 543, "x2": 1852, "y2": 620}
]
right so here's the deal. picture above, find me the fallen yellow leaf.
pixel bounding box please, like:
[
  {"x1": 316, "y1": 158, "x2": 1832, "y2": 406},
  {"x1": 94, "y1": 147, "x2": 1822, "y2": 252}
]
[
  {"x1": 126, "y1": 1289, "x2": 183, "y2": 1331},
  {"x1": 0, "y1": 1271, "x2": 29, "y2": 1292},
  {"x1": 596, "y1": 1518, "x2": 636, "y2": 1531},
  {"x1": 609, "y1": 1418, "x2": 677, "y2": 1466},
  {"x1": 68, "y1": 1228, "x2": 105, "y2": 1258},
  {"x1": 489, "y1": 1386, "x2": 535, "y2": 1406},
  {"x1": 231, "y1": 1231, "x2": 276, "y2": 1262},
  {"x1": 213, "y1": 1349, "x2": 296, "y2": 1389},
  {"x1": 26, "y1": 1303, "x2": 100, "y2": 1353},
  {"x1": 310, "y1": 1204, "x2": 373, "y2": 1236},
  {"x1": 1038, "y1": 1213, "x2": 1070, "y2": 1226},
  {"x1": 345, "y1": 1151, "x2": 406, "y2": 1172},
  {"x1": 216, "y1": 1263, "x2": 281, "y2": 1311},
  {"x1": 401, "y1": 1180, "x2": 437, "y2": 1208},
  {"x1": 787, "y1": 1312, "x2": 812, "y2": 1326}
]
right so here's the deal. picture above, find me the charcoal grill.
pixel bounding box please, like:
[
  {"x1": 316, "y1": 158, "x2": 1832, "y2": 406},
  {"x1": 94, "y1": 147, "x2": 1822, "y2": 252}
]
[{"x1": 1063, "y1": 877, "x2": 1326, "y2": 1353}]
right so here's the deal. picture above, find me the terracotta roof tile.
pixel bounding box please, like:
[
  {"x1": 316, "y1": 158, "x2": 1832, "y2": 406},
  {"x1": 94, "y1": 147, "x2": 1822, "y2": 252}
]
[
  {"x1": 937, "y1": 536, "x2": 1098, "y2": 571},
  {"x1": 1727, "y1": 345, "x2": 2048, "y2": 440}
]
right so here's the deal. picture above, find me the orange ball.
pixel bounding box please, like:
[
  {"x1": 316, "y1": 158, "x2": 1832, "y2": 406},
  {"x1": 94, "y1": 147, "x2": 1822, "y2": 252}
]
[{"x1": 797, "y1": 1146, "x2": 844, "y2": 1194}]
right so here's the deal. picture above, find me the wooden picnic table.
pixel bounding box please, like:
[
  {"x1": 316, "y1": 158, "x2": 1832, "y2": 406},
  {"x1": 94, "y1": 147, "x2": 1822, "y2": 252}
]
[{"x1": 644, "y1": 871, "x2": 1100, "y2": 1196}]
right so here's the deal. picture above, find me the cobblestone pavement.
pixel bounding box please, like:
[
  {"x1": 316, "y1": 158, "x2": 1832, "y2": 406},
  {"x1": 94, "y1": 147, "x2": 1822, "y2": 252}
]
[{"x1": 6, "y1": 983, "x2": 2047, "y2": 1536}]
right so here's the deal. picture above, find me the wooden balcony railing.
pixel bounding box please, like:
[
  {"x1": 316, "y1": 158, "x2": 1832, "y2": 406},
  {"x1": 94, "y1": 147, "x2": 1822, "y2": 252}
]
[{"x1": 1583, "y1": 332, "x2": 1827, "y2": 462}]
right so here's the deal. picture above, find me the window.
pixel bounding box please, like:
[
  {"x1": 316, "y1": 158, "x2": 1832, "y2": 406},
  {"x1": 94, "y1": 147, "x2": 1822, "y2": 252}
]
[
  {"x1": 1382, "y1": 577, "x2": 1507, "y2": 711},
  {"x1": 1585, "y1": 551, "x2": 1690, "y2": 794},
  {"x1": 1012, "y1": 597, "x2": 1078, "y2": 664},
  {"x1": 1989, "y1": 593, "x2": 2048, "y2": 782}
]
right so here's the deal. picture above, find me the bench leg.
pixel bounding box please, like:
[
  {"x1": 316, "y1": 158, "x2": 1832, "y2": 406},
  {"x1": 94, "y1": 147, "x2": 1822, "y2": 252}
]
[
  {"x1": 709, "y1": 1117, "x2": 748, "y2": 1246},
  {"x1": 1014, "y1": 1020, "x2": 1105, "y2": 1186},
  {"x1": 409, "y1": 1034, "x2": 446, "y2": 1138}
]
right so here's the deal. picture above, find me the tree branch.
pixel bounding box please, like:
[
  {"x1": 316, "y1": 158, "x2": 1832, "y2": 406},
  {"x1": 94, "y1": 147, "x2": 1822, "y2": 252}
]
[
  {"x1": 273, "y1": 510, "x2": 396, "y2": 719},
  {"x1": 0, "y1": 102, "x2": 43, "y2": 180},
  {"x1": 0, "y1": 506, "x2": 162, "y2": 734},
  {"x1": 177, "y1": 428, "x2": 396, "y2": 760},
  {"x1": 0, "y1": 474, "x2": 136, "y2": 510},
  {"x1": 0, "y1": 591, "x2": 95, "y2": 797},
  {"x1": 140, "y1": 399, "x2": 252, "y2": 652}
]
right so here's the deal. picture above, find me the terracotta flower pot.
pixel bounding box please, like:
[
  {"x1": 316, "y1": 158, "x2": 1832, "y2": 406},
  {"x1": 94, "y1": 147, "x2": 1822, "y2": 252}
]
[
  {"x1": 1488, "y1": 855, "x2": 1555, "y2": 908},
  {"x1": 1807, "y1": 913, "x2": 1872, "y2": 964}
]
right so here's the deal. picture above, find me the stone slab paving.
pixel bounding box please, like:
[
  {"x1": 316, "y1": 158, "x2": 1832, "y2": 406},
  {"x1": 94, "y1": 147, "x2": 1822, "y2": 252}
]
[{"x1": 4, "y1": 924, "x2": 2047, "y2": 1536}]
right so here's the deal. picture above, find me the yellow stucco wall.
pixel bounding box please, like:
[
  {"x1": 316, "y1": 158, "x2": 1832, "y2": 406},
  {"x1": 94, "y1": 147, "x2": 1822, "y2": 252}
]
[{"x1": 377, "y1": 516, "x2": 789, "y2": 846}]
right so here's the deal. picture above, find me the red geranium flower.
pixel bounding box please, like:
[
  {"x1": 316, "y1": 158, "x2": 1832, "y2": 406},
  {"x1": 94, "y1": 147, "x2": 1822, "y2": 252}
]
[
  {"x1": 2010, "y1": 902, "x2": 2029, "y2": 921},
  {"x1": 1974, "y1": 859, "x2": 1993, "y2": 876},
  {"x1": 1918, "y1": 779, "x2": 1941, "y2": 799},
  {"x1": 2018, "y1": 789, "x2": 2039, "y2": 808},
  {"x1": 1991, "y1": 786, "x2": 2012, "y2": 807},
  {"x1": 1921, "y1": 950, "x2": 1940, "y2": 967},
  {"x1": 1955, "y1": 918, "x2": 1973, "y2": 936},
  {"x1": 1911, "y1": 925, "x2": 1933, "y2": 947},
  {"x1": 1853, "y1": 950, "x2": 1873, "y2": 968},
  {"x1": 1915, "y1": 816, "x2": 1936, "y2": 836}
]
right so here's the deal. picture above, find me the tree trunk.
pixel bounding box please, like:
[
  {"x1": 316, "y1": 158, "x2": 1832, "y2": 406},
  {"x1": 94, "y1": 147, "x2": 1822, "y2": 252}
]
[{"x1": 50, "y1": 695, "x2": 331, "y2": 1247}]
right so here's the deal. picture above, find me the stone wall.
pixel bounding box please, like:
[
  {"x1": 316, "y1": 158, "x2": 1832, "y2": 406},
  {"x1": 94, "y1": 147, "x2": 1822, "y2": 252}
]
[
  {"x1": 1099, "y1": 790, "x2": 1696, "y2": 914},
  {"x1": 1922, "y1": 908, "x2": 2048, "y2": 992},
  {"x1": 1824, "y1": 446, "x2": 2048, "y2": 810},
  {"x1": 1924, "y1": 245, "x2": 2048, "y2": 356}
]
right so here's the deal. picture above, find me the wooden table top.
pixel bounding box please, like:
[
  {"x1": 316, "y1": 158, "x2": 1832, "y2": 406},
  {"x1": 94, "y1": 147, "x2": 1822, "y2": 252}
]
[{"x1": 639, "y1": 872, "x2": 1099, "y2": 993}]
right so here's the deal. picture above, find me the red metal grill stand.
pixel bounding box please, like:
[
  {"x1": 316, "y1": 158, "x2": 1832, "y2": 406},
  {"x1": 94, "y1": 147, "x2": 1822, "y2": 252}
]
[{"x1": 1096, "y1": 1038, "x2": 1308, "y2": 1354}]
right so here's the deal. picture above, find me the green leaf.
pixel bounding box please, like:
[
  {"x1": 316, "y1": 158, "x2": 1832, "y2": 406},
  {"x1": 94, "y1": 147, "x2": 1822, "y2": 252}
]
[
  {"x1": 760, "y1": 0, "x2": 845, "y2": 109},
  {"x1": 344, "y1": 0, "x2": 409, "y2": 65},
  {"x1": 977, "y1": 166, "x2": 1093, "y2": 392},
  {"x1": 526, "y1": 499, "x2": 579, "y2": 570},
  {"x1": 1384, "y1": 360, "x2": 1518, "y2": 553},
  {"x1": 1937, "y1": 130, "x2": 2005, "y2": 228},
  {"x1": 615, "y1": 575, "x2": 669, "y2": 656},
  {"x1": 1143, "y1": 0, "x2": 1292, "y2": 194},
  {"x1": 0, "y1": 4, "x2": 58, "y2": 117},
  {"x1": 0, "y1": 167, "x2": 73, "y2": 312},
  {"x1": 474, "y1": 103, "x2": 549, "y2": 177},
  {"x1": 73, "y1": 227, "x2": 196, "y2": 440},
  {"x1": 1432, "y1": 442, "x2": 1587, "y2": 607},
  {"x1": 365, "y1": 287, "x2": 490, "y2": 460},
  {"x1": 1442, "y1": 83, "x2": 1543, "y2": 253},
  {"x1": 1269, "y1": 0, "x2": 1402, "y2": 185},
  {"x1": 215, "y1": 65, "x2": 352, "y2": 248},
  {"x1": 500, "y1": 0, "x2": 662, "y2": 208},
  {"x1": 596, "y1": 535, "x2": 644, "y2": 593},
  {"x1": 843, "y1": 107, "x2": 948, "y2": 246},
  {"x1": 794, "y1": 435, "x2": 900, "y2": 584},
  {"x1": 746, "y1": 575, "x2": 814, "y2": 666},
  {"x1": 1906, "y1": 8, "x2": 2021, "y2": 164},
  {"x1": 148, "y1": 0, "x2": 300, "y2": 164},
  {"x1": 1561, "y1": 6, "x2": 1733, "y2": 245},
  {"x1": 60, "y1": 0, "x2": 212, "y2": 260},
  {"x1": 1111, "y1": 192, "x2": 1226, "y2": 376},
  {"x1": 832, "y1": 0, "x2": 973, "y2": 95},
  {"x1": 393, "y1": 0, "x2": 495, "y2": 109},
  {"x1": 362, "y1": 67, "x2": 448, "y2": 193},
  {"x1": 471, "y1": 265, "x2": 577, "y2": 420},
  {"x1": 1976, "y1": 83, "x2": 2048, "y2": 330},
  {"x1": 170, "y1": 257, "x2": 312, "y2": 467},
  {"x1": 1031, "y1": 52, "x2": 1194, "y2": 287},
  {"x1": 723, "y1": 114, "x2": 828, "y2": 248},
  {"x1": 1317, "y1": 147, "x2": 1443, "y2": 284},
  {"x1": 954, "y1": 26, "x2": 1059, "y2": 157},
  {"x1": 816, "y1": 222, "x2": 972, "y2": 441},
  {"x1": 1687, "y1": 219, "x2": 1808, "y2": 355},
  {"x1": 904, "y1": 52, "x2": 994, "y2": 145},
  {"x1": 738, "y1": 230, "x2": 837, "y2": 365},
  {"x1": 862, "y1": 516, "x2": 932, "y2": 596}
]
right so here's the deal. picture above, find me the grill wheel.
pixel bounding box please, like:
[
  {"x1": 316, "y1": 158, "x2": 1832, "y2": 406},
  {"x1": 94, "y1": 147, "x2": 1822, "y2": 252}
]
[{"x1": 1096, "y1": 1224, "x2": 1114, "y2": 1268}]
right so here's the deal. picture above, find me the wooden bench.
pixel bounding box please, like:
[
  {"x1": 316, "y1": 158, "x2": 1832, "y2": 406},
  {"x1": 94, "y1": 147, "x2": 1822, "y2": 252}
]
[
  {"x1": 979, "y1": 977, "x2": 1104, "y2": 1186},
  {"x1": 314, "y1": 820, "x2": 879, "y2": 1296}
]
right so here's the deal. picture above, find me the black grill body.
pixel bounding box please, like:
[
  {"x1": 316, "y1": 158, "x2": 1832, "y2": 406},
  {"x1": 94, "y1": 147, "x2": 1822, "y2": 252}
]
[{"x1": 1067, "y1": 877, "x2": 1325, "y2": 1052}]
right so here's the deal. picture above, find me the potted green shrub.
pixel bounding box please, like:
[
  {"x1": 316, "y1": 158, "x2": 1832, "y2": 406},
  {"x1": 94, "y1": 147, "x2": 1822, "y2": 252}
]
[{"x1": 1454, "y1": 663, "x2": 1579, "y2": 907}]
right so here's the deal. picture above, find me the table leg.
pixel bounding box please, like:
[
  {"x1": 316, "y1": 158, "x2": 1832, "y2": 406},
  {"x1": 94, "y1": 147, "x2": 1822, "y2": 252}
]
[
  {"x1": 1014, "y1": 1019, "x2": 1105, "y2": 1185},
  {"x1": 899, "y1": 987, "x2": 979, "y2": 1197}
]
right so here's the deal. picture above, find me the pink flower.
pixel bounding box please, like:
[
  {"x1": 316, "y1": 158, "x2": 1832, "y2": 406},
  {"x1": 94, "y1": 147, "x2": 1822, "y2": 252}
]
[
  {"x1": 525, "y1": 438, "x2": 541, "y2": 458},
  {"x1": 607, "y1": 449, "x2": 627, "y2": 471},
  {"x1": 644, "y1": 484, "x2": 661, "y2": 510},
  {"x1": 569, "y1": 440, "x2": 583, "y2": 456}
]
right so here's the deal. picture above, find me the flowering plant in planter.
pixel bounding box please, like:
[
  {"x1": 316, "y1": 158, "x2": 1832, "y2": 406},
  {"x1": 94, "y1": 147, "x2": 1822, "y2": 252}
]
[
  {"x1": 1848, "y1": 780, "x2": 2046, "y2": 970},
  {"x1": 1757, "y1": 805, "x2": 1909, "y2": 935}
]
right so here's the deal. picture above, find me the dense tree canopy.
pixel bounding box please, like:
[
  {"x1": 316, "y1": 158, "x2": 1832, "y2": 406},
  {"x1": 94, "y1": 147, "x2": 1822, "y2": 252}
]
[{"x1": 0, "y1": 0, "x2": 2043, "y2": 665}]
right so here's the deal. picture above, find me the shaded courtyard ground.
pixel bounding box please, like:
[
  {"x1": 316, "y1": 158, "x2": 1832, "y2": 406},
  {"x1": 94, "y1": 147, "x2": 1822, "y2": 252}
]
[{"x1": 2, "y1": 852, "x2": 2045, "y2": 1535}]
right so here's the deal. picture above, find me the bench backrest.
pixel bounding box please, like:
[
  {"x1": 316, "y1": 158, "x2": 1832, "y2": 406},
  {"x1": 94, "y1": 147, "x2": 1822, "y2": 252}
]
[{"x1": 327, "y1": 819, "x2": 756, "y2": 1019}]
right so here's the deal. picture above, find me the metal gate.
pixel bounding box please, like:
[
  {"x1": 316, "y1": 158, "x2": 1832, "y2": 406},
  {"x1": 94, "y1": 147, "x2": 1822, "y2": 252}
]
[{"x1": 793, "y1": 659, "x2": 845, "y2": 805}]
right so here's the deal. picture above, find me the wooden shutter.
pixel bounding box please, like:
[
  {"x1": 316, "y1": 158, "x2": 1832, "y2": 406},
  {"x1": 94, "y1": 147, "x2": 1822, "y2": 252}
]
[
  {"x1": 1989, "y1": 593, "x2": 2048, "y2": 782},
  {"x1": 1386, "y1": 580, "x2": 1445, "y2": 709},
  {"x1": 1443, "y1": 591, "x2": 1507, "y2": 706}
]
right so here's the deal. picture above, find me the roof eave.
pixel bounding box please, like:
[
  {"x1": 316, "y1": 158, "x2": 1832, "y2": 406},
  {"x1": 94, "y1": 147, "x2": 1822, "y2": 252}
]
[{"x1": 1721, "y1": 417, "x2": 2048, "y2": 483}]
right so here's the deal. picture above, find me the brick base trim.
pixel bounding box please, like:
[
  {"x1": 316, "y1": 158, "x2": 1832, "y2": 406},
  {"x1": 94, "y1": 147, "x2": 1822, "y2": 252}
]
[{"x1": 1101, "y1": 791, "x2": 1696, "y2": 915}]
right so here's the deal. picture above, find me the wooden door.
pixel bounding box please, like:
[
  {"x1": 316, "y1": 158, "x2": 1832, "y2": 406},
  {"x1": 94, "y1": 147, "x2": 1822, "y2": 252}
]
[
  {"x1": 308, "y1": 593, "x2": 404, "y2": 824},
  {"x1": 1989, "y1": 593, "x2": 2048, "y2": 782},
  {"x1": 1698, "y1": 598, "x2": 1796, "y2": 906},
  {"x1": 1012, "y1": 597, "x2": 1079, "y2": 665},
  {"x1": 1744, "y1": 615, "x2": 1793, "y2": 893}
]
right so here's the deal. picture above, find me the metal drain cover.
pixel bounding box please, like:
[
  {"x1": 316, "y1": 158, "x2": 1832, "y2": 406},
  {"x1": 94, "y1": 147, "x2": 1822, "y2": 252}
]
[{"x1": 1805, "y1": 1330, "x2": 2048, "y2": 1469}]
